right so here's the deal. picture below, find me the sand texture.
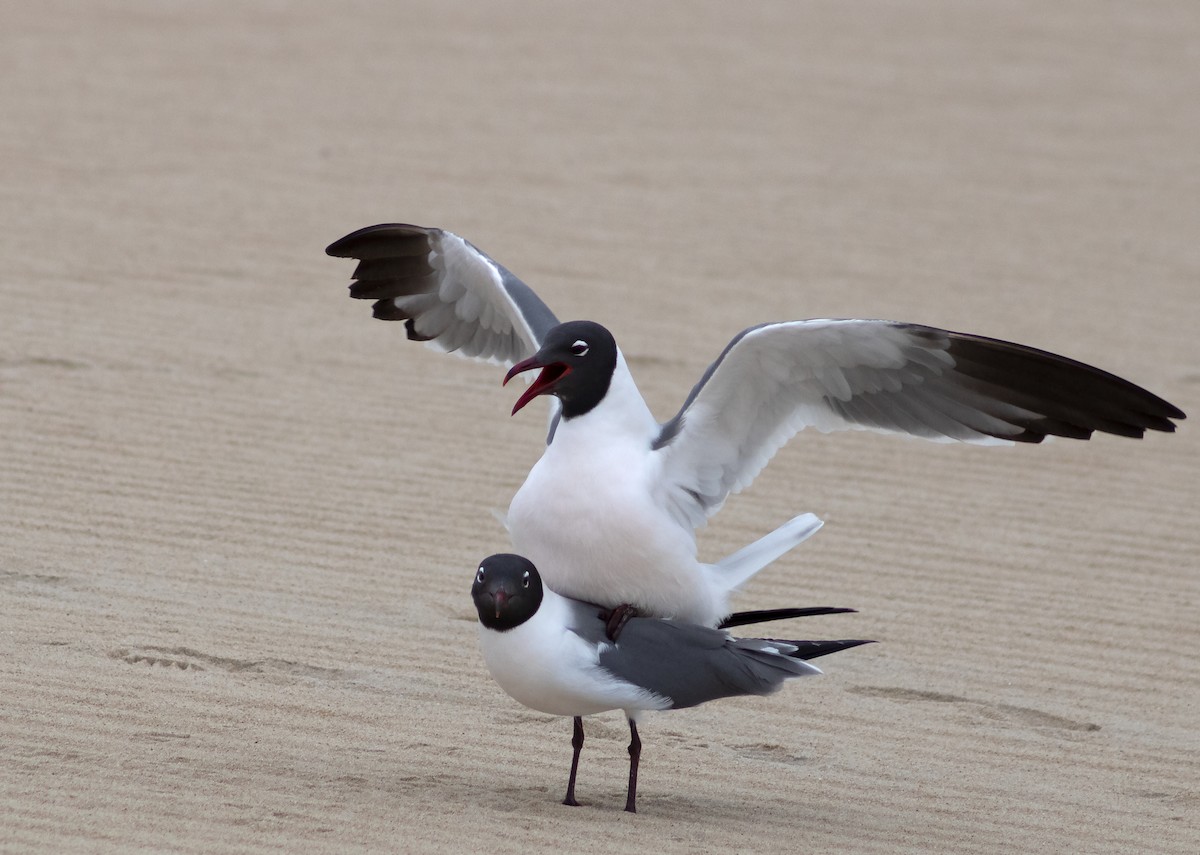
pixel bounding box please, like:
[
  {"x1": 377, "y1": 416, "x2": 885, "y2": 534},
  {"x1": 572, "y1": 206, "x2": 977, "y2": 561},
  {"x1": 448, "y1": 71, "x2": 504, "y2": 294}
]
[{"x1": 2, "y1": 2, "x2": 1198, "y2": 852}]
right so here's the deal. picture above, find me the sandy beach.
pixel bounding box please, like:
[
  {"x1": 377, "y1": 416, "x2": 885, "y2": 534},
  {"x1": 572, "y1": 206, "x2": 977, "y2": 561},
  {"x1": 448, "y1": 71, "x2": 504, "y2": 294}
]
[{"x1": 2, "y1": 2, "x2": 1197, "y2": 852}]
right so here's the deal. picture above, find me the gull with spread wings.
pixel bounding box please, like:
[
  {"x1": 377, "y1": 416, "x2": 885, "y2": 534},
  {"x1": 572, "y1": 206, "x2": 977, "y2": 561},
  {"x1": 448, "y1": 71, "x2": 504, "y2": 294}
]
[{"x1": 328, "y1": 224, "x2": 1184, "y2": 626}]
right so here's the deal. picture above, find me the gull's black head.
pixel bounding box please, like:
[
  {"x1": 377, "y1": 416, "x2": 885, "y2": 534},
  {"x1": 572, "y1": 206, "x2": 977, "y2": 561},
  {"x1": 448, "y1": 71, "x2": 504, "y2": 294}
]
[
  {"x1": 502, "y1": 320, "x2": 618, "y2": 420},
  {"x1": 472, "y1": 554, "x2": 544, "y2": 632}
]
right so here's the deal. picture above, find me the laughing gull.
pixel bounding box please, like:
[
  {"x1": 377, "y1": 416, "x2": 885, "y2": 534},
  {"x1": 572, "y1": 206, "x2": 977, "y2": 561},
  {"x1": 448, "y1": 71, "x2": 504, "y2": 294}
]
[
  {"x1": 328, "y1": 224, "x2": 1186, "y2": 625},
  {"x1": 471, "y1": 553, "x2": 871, "y2": 813}
]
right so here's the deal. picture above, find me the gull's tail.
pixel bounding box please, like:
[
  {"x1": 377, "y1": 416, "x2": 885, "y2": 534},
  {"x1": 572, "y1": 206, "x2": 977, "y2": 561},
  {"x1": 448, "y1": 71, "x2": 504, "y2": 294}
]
[
  {"x1": 780, "y1": 638, "x2": 875, "y2": 661},
  {"x1": 723, "y1": 638, "x2": 875, "y2": 683},
  {"x1": 719, "y1": 606, "x2": 855, "y2": 630},
  {"x1": 713, "y1": 512, "x2": 824, "y2": 592}
]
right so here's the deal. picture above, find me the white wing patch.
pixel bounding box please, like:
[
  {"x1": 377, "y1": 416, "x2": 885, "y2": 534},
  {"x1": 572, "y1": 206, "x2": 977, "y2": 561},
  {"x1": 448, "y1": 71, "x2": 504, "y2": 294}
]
[{"x1": 654, "y1": 319, "x2": 1022, "y2": 526}]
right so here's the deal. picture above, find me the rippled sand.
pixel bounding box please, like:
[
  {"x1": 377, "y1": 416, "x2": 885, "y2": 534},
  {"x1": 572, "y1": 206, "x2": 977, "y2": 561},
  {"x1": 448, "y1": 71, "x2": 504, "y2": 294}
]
[{"x1": 2, "y1": 3, "x2": 1197, "y2": 852}]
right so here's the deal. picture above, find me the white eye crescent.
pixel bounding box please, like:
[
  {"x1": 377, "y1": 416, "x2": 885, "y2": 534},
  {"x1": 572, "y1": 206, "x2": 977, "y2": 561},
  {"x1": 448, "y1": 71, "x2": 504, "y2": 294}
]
[
  {"x1": 569, "y1": 340, "x2": 589, "y2": 357},
  {"x1": 521, "y1": 571, "x2": 531, "y2": 588},
  {"x1": 475, "y1": 567, "x2": 485, "y2": 584}
]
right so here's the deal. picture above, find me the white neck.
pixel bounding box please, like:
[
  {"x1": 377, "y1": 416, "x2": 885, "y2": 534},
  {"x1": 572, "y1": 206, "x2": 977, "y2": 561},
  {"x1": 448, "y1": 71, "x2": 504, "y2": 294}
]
[{"x1": 553, "y1": 348, "x2": 657, "y2": 445}]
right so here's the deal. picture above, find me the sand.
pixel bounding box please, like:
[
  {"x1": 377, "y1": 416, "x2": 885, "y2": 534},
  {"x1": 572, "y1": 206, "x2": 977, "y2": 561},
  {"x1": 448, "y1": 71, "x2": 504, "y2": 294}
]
[{"x1": 2, "y1": 2, "x2": 1197, "y2": 852}]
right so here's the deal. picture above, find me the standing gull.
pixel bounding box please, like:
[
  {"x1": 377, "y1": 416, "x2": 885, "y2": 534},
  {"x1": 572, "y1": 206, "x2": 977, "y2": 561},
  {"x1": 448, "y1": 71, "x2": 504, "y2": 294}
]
[
  {"x1": 471, "y1": 553, "x2": 872, "y2": 813},
  {"x1": 328, "y1": 224, "x2": 1185, "y2": 625}
]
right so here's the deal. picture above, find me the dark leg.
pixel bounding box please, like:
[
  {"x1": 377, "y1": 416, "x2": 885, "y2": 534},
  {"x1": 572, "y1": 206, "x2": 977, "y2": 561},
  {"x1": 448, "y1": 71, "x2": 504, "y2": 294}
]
[
  {"x1": 604, "y1": 604, "x2": 640, "y2": 641},
  {"x1": 624, "y1": 718, "x2": 641, "y2": 813},
  {"x1": 563, "y1": 716, "x2": 584, "y2": 806}
]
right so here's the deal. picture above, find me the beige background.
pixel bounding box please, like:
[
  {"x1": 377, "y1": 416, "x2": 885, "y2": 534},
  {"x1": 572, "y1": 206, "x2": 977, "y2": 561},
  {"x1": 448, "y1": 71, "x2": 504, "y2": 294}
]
[{"x1": 2, "y1": 2, "x2": 1197, "y2": 852}]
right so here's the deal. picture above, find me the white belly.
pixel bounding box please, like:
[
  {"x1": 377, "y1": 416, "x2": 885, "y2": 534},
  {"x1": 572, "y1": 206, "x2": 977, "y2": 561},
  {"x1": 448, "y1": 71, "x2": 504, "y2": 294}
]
[
  {"x1": 507, "y1": 440, "x2": 725, "y2": 625},
  {"x1": 477, "y1": 594, "x2": 668, "y2": 718}
]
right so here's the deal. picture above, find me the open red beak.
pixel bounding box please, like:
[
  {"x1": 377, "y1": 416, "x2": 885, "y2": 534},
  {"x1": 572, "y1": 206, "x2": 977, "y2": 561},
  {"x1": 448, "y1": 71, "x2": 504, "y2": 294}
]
[{"x1": 503, "y1": 357, "x2": 570, "y2": 416}]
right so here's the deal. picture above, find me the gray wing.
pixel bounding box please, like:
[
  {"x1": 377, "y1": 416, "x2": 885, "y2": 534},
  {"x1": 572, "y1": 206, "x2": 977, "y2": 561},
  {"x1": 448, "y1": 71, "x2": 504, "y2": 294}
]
[
  {"x1": 327, "y1": 223, "x2": 560, "y2": 366},
  {"x1": 594, "y1": 619, "x2": 825, "y2": 710},
  {"x1": 654, "y1": 319, "x2": 1185, "y2": 525}
]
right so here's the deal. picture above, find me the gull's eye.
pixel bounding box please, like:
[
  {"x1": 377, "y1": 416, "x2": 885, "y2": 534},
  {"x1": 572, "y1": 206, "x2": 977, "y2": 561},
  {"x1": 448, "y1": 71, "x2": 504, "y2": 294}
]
[
  {"x1": 475, "y1": 567, "x2": 486, "y2": 584},
  {"x1": 521, "y1": 571, "x2": 531, "y2": 588},
  {"x1": 569, "y1": 340, "x2": 589, "y2": 357}
]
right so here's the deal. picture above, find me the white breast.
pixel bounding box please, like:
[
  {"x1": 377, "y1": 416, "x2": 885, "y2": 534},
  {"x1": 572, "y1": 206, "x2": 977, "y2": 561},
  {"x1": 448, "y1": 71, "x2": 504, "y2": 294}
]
[
  {"x1": 477, "y1": 591, "x2": 668, "y2": 718},
  {"x1": 505, "y1": 352, "x2": 727, "y2": 624}
]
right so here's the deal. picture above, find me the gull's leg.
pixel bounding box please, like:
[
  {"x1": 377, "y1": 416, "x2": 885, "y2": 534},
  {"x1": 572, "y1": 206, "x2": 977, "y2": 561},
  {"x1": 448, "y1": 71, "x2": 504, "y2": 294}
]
[
  {"x1": 563, "y1": 716, "x2": 584, "y2": 806},
  {"x1": 604, "y1": 604, "x2": 640, "y2": 641},
  {"x1": 624, "y1": 718, "x2": 642, "y2": 813}
]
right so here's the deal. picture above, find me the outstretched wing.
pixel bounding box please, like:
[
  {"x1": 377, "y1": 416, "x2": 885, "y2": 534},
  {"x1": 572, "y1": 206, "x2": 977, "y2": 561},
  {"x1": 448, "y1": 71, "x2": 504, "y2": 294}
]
[
  {"x1": 655, "y1": 319, "x2": 1185, "y2": 523},
  {"x1": 327, "y1": 223, "x2": 560, "y2": 366}
]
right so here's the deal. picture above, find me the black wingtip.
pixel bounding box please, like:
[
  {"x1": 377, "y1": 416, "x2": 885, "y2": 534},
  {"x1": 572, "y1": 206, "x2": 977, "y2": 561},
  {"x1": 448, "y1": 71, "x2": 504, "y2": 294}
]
[
  {"x1": 371, "y1": 299, "x2": 410, "y2": 321},
  {"x1": 944, "y1": 332, "x2": 1186, "y2": 440},
  {"x1": 327, "y1": 223, "x2": 393, "y2": 257},
  {"x1": 326, "y1": 223, "x2": 434, "y2": 259},
  {"x1": 785, "y1": 639, "x2": 876, "y2": 661},
  {"x1": 719, "y1": 607, "x2": 856, "y2": 630}
]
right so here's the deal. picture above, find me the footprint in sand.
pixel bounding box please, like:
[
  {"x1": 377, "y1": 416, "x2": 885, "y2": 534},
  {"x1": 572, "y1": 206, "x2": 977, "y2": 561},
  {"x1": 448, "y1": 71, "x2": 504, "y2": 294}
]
[
  {"x1": 110, "y1": 645, "x2": 349, "y2": 681},
  {"x1": 849, "y1": 685, "x2": 1101, "y2": 732}
]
